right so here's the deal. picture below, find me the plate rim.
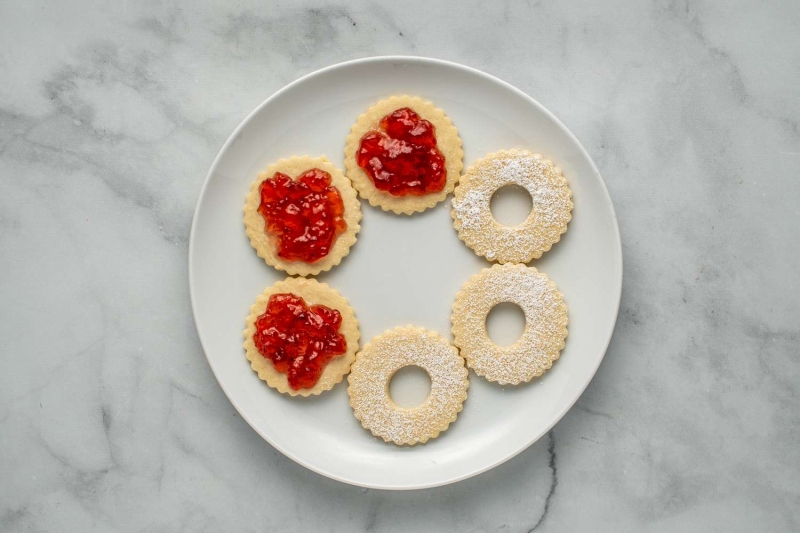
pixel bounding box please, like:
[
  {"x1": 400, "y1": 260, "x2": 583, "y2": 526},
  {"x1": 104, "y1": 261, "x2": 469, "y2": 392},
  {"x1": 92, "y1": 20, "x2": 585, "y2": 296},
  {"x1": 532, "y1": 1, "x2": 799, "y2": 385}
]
[{"x1": 188, "y1": 55, "x2": 623, "y2": 490}]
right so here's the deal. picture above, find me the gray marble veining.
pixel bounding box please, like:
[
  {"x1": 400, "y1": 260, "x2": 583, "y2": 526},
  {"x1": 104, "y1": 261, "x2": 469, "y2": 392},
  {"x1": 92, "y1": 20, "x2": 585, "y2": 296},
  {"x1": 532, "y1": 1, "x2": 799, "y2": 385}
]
[{"x1": 1, "y1": 0, "x2": 799, "y2": 531}]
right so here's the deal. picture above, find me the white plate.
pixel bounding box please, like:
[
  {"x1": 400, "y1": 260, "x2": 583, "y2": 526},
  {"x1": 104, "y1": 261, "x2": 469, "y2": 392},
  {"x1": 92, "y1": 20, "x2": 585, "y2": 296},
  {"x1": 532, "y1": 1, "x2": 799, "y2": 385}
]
[{"x1": 189, "y1": 57, "x2": 622, "y2": 490}]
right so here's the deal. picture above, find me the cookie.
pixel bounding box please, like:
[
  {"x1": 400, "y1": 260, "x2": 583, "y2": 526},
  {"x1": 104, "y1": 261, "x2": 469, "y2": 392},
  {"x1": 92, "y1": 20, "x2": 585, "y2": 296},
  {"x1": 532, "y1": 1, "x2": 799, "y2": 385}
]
[
  {"x1": 452, "y1": 149, "x2": 572, "y2": 262},
  {"x1": 244, "y1": 155, "x2": 361, "y2": 276},
  {"x1": 345, "y1": 96, "x2": 463, "y2": 214},
  {"x1": 452, "y1": 264, "x2": 568, "y2": 385},
  {"x1": 348, "y1": 326, "x2": 469, "y2": 445}
]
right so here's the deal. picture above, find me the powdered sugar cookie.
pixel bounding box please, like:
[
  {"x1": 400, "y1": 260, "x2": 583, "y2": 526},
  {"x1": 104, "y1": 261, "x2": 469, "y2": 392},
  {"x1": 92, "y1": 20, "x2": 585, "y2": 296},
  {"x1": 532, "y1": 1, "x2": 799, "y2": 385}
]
[
  {"x1": 244, "y1": 156, "x2": 361, "y2": 276},
  {"x1": 244, "y1": 277, "x2": 359, "y2": 397},
  {"x1": 344, "y1": 96, "x2": 463, "y2": 214},
  {"x1": 451, "y1": 264, "x2": 568, "y2": 385},
  {"x1": 451, "y1": 149, "x2": 572, "y2": 263},
  {"x1": 347, "y1": 327, "x2": 469, "y2": 445}
]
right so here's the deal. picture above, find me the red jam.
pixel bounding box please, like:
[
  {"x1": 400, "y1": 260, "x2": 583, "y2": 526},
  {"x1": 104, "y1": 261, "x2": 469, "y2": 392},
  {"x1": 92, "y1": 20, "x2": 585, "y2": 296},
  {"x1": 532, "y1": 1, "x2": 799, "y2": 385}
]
[
  {"x1": 253, "y1": 293, "x2": 347, "y2": 390},
  {"x1": 258, "y1": 169, "x2": 347, "y2": 263},
  {"x1": 357, "y1": 108, "x2": 446, "y2": 196}
]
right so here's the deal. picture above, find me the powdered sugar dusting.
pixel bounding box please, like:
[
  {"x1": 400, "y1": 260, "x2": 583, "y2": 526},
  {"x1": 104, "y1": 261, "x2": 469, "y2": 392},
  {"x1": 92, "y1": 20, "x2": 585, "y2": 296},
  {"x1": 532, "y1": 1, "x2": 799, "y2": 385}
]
[
  {"x1": 451, "y1": 264, "x2": 568, "y2": 385},
  {"x1": 451, "y1": 149, "x2": 572, "y2": 263},
  {"x1": 347, "y1": 327, "x2": 469, "y2": 445}
]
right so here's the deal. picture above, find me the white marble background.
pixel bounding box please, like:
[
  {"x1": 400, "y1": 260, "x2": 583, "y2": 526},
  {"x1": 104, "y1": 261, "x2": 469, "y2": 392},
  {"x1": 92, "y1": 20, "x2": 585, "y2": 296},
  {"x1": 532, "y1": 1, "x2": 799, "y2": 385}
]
[{"x1": 1, "y1": 0, "x2": 799, "y2": 531}]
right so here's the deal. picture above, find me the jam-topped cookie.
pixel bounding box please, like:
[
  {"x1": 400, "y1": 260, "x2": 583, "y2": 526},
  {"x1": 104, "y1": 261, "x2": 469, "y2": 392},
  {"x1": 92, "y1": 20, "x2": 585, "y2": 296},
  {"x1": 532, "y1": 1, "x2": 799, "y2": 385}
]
[
  {"x1": 244, "y1": 156, "x2": 361, "y2": 276},
  {"x1": 244, "y1": 277, "x2": 359, "y2": 397},
  {"x1": 345, "y1": 96, "x2": 463, "y2": 214}
]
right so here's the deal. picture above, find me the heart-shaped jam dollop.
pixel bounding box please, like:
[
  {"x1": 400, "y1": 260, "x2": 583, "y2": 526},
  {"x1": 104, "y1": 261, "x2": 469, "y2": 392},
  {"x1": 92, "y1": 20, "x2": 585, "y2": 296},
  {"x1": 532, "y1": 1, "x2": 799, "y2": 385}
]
[
  {"x1": 357, "y1": 108, "x2": 446, "y2": 196},
  {"x1": 253, "y1": 293, "x2": 347, "y2": 390},
  {"x1": 258, "y1": 168, "x2": 347, "y2": 263}
]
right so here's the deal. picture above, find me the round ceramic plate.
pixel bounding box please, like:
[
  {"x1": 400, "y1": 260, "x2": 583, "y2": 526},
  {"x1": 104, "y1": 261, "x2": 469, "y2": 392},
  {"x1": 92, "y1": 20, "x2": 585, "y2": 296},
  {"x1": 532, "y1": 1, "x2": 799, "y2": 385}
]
[{"x1": 189, "y1": 57, "x2": 622, "y2": 490}]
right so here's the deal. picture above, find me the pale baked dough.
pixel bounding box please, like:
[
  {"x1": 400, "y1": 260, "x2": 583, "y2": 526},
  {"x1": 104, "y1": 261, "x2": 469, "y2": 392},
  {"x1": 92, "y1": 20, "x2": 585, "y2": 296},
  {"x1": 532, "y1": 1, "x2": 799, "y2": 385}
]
[
  {"x1": 451, "y1": 264, "x2": 568, "y2": 385},
  {"x1": 244, "y1": 156, "x2": 361, "y2": 276},
  {"x1": 244, "y1": 277, "x2": 359, "y2": 397},
  {"x1": 344, "y1": 96, "x2": 463, "y2": 215},
  {"x1": 347, "y1": 326, "x2": 469, "y2": 445},
  {"x1": 451, "y1": 149, "x2": 572, "y2": 263}
]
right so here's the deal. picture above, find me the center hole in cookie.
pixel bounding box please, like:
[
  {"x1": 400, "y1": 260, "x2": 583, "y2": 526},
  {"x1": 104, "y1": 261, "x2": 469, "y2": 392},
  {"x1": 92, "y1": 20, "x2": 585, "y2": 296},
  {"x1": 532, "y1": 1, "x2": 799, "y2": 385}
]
[
  {"x1": 486, "y1": 302, "x2": 526, "y2": 346},
  {"x1": 490, "y1": 185, "x2": 533, "y2": 226},
  {"x1": 388, "y1": 365, "x2": 432, "y2": 408}
]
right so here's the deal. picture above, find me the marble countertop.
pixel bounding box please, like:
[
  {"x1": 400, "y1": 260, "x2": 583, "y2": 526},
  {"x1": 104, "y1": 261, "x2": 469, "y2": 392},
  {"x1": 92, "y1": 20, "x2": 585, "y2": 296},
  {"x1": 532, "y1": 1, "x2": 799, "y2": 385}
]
[{"x1": 2, "y1": 0, "x2": 799, "y2": 531}]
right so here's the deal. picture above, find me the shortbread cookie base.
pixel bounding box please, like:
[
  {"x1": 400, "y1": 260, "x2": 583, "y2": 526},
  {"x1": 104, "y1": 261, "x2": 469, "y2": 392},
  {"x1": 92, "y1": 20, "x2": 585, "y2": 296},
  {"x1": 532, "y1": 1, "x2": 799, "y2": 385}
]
[
  {"x1": 451, "y1": 149, "x2": 572, "y2": 263},
  {"x1": 244, "y1": 156, "x2": 362, "y2": 276},
  {"x1": 344, "y1": 96, "x2": 463, "y2": 215},
  {"x1": 244, "y1": 277, "x2": 360, "y2": 397},
  {"x1": 347, "y1": 326, "x2": 469, "y2": 445},
  {"x1": 451, "y1": 264, "x2": 568, "y2": 385}
]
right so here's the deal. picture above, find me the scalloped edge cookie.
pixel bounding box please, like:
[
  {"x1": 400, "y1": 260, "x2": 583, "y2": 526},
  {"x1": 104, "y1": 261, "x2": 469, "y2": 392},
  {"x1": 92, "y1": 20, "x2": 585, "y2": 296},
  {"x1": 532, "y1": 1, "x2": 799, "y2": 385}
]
[
  {"x1": 344, "y1": 96, "x2": 464, "y2": 215},
  {"x1": 451, "y1": 149, "x2": 572, "y2": 263},
  {"x1": 347, "y1": 326, "x2": 469, "y2": 445},
  {"x1": 244, "y1": 155, "x2": 362, "y2": 276},
  {"x1": 243, "y1": 277, "x2": 360, "y2": 397},
  {"x1": 451, "y1": 263, "x2": 568, "y2": 385}
]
